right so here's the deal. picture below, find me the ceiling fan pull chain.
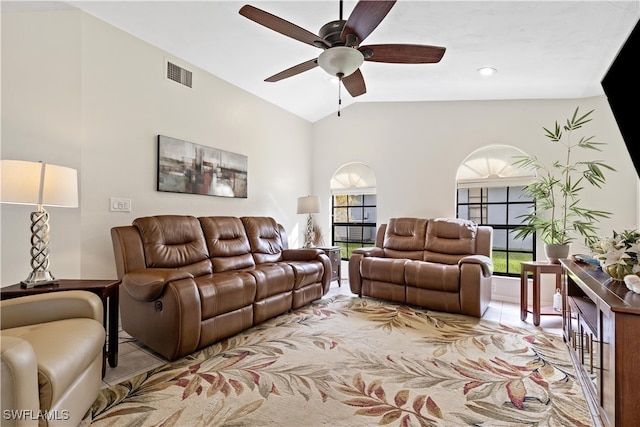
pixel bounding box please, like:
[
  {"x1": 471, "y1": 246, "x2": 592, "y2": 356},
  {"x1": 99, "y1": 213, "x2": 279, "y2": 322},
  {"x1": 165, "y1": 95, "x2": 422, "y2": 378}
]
[{"x1": 337, "y1": 73, "x2": 343, "y2": 117}]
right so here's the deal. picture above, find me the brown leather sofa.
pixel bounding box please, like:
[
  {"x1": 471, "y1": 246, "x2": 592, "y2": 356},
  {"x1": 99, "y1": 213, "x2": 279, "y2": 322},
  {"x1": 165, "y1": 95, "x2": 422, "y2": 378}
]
[
  {"x1": 1, "y1": 291, "x2": 105, "y2": 427},
  {"x1": 348, "y1": 218, "x2": 493, "y2": 317},
  {"x1": 111, "y1": 215, "x2": 331, "y2": 361}
]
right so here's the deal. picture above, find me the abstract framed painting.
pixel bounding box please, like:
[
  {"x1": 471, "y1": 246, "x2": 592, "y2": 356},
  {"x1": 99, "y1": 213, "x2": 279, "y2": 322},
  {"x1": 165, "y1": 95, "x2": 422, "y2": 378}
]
[{"x1": 157, "y1": 135, "x2": 247, "y2": 198}]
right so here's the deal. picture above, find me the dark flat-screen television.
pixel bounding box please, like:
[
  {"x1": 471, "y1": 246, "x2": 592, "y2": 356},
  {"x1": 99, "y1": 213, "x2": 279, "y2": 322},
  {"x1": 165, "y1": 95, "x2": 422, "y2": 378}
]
[{"x1": 601, "y1": 19, "x2": 639, "y2": 176}]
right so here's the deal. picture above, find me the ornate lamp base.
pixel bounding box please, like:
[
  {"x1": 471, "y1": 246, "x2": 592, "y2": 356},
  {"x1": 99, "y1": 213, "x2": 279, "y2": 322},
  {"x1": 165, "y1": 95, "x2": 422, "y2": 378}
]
[
  {"x1": 21, "y1": 208, "x2": 59, "y2": 288},
  {"x1": 21, "y1": 272, "x2": 58, "y2": 288},
  {"x1": 303, "y1": 213, "x2": 315, "y2": 248}
]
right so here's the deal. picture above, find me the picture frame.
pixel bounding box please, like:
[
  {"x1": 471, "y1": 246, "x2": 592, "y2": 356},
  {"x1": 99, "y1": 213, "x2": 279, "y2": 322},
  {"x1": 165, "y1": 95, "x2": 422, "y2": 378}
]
[{"x1": 157, "y1": 135, "x2": 248, "y2": 198}]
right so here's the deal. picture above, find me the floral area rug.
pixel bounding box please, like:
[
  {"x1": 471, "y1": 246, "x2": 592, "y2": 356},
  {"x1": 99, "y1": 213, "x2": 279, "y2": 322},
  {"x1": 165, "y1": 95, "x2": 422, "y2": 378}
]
[{"x1": 85, "y1": 295, "x2": 593, "y2": 426}]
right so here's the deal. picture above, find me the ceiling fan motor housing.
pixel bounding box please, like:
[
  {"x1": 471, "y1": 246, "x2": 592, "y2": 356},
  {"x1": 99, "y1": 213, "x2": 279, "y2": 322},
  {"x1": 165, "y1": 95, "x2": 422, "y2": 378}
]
[{"x1": 319, "y1": 20, "x2": 347, "y2": 46}]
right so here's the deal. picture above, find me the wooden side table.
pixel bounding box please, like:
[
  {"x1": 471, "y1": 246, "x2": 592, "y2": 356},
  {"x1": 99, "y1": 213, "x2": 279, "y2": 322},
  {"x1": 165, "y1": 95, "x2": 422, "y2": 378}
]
[
  {"x1": 520, "y1": 261, "x2": 563, "y2": 326},
  {"x1": 1, "y1": 279, "x2": 120, "y2": 377},
  {"x1": 318, "y1": 246, "x2": 342, "y2": 286}
]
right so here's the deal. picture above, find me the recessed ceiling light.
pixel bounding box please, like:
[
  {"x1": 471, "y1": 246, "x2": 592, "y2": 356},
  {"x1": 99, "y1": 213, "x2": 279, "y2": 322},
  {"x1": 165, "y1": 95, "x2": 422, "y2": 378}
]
[{"x1": 477, "y1": 67, "x2": 497, "y2": 76}]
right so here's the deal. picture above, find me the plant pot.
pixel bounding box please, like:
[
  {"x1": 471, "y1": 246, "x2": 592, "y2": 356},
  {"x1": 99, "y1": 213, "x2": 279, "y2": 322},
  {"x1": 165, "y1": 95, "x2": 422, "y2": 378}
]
[
  {"x1": 603, "y1": 264, "x2": 635, "y2": 281},
  {"x1": 544, "y1": 243, "x2": 570, "y2": 264}
]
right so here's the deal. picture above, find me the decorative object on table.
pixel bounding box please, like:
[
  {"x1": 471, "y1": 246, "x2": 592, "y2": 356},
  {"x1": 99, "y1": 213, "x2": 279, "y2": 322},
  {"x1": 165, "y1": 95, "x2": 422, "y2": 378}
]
[
  {"x1": 157, "y1": 135, "x2": 247, "y2": 198},
  {"x1": 571, "y1": 253, "x2": 601, "y2": 266},
  {"x1": 0, "y1": 160, "x2": 78, "y2": 288},
  {"x1": 624, "y1": 274, "x2": 640, "y2": 293},
  {"x1": 297, "y1": 195, "x2": 320, "y2": 248},
  {"x1": 512, "y1": 107, "x2": 615, "y2": 263},
  {"x1": 591, "y1": 229, "x2": 640, "y2": 281},
  {"x1": 312, "y1": 222, "x2": 325, "y2": 247},
  {"x1": 553, "y1": 288, "x2": 562, "y2": 312}
]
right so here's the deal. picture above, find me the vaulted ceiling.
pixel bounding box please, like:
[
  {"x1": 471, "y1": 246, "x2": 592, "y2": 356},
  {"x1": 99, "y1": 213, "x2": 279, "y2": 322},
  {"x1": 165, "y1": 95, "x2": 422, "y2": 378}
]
[{"x1": 4, "y1": 1, "x2": 639, "y2": 122}]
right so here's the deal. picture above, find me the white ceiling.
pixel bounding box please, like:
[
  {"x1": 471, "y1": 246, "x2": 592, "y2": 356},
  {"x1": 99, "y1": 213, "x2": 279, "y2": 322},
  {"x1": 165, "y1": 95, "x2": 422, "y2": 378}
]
[{"x1": 4, "y1": 1, "x2": 639, "y2": 122}]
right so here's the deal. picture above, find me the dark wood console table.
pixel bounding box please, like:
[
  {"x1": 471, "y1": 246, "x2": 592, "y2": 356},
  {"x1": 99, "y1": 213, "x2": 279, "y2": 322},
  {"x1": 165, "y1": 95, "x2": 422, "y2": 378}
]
[
  {"x1": 560, "y1": 259, "x2": 640, "y2": 426},
  {"x1": 1, "y1": 279, "x2": 120, "y2": 378}
]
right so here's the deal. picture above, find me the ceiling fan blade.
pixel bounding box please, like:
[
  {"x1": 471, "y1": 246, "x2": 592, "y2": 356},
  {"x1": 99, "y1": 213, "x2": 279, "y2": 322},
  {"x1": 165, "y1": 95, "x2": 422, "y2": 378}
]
[
  {"x1": 265, "y1": 58, "x2": 319, "y2": 82},
  {"x1": 341, "y1": 0, "x2": 396, "y2": 46},
  {"x1": 361, "y1": 44, "x2": 446, "y2": 63},
  {"x1": 240, "y1": 5, "x2": 330, "y2": 49},
  {"x1": 342, "y1": 69, "x2": 366, "y2": 97}
]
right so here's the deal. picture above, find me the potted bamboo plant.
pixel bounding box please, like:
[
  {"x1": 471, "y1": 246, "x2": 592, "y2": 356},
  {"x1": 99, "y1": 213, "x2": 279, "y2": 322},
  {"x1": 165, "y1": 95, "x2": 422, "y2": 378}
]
[{"x1": 512, "y1": 107, "x2": 615, "y2": 263}]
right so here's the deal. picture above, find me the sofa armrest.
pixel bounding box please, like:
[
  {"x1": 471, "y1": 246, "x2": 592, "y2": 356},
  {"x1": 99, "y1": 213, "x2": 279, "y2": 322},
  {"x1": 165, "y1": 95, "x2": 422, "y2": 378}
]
[
  {"x1": 0, "y1": 336, "x2": 40, "y2": 424},
  {"x1": 281, "y1": 248, "x2": 323, "y2": 261},
  {"x1": 459, "y1": 254, "x2": 493, "y2": 276},
  {"x1": 0, "y1": 291, "x2": 103, "y2": 330},
  {"x1": 282, "y1": 249, "x2": 332, "y2": 295},
  {"x1": 348, "y1": 247, "x2": 385, "y2": 296},
  {"x1": 121, "y1": 268, "x2": 193, "y2": 302},
  {"x1": 352, "y1": 247, "x2": 385, "y2": 257}
]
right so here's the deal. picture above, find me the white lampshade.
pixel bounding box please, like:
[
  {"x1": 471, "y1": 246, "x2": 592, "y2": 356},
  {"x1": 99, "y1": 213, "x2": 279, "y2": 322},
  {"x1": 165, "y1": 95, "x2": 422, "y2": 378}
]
[
  {"x1": 317, "y1": 47, "x2": 364, "y2": 78},
  {"x1": 1, "y1": 160, "x2": 78, "y2": 207},
  {"x1": 297, "y1": 196, "x2": 320, "y2": 214}
]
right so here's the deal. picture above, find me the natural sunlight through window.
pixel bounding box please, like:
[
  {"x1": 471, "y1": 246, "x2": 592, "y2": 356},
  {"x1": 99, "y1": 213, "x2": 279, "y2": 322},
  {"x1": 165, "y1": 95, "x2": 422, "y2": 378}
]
[
  {"x1": 456, "y1": 145, "x2": 536, "y2": 276},
  {"x1": 330, "y1": 163, "x2": 377, "y2": 260}
]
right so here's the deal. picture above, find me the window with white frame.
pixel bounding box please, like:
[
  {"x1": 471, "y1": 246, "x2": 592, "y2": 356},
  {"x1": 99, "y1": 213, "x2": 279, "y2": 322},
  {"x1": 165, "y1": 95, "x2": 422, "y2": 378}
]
[
  {"x1": 330, "y1": 163, "x2": 377, "y2": 260},
  {"x1": 456, "y1": 145, "x2": 536, "y2": 276}
]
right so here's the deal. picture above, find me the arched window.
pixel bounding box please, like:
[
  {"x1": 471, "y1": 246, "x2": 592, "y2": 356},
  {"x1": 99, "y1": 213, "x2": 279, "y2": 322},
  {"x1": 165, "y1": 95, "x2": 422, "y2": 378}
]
[
  {"x1": 456, "y1": 145, "x2": 536, "y2": 276},
  {"x1": 330, "y1": 162, "x2": 377, "y2": 260}
]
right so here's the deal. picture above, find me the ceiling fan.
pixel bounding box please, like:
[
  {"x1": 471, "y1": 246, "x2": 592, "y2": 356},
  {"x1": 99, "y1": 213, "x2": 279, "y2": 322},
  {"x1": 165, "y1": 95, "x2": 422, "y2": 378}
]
[{"x1": 239, "y1": 0, "x2": 446, "y2": 99}]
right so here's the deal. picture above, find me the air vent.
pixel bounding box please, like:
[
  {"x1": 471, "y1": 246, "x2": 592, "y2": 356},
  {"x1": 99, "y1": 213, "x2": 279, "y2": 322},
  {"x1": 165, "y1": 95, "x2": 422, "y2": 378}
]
[{"x1": 167, "y1": 61, "x2": 192, "y2": 88}]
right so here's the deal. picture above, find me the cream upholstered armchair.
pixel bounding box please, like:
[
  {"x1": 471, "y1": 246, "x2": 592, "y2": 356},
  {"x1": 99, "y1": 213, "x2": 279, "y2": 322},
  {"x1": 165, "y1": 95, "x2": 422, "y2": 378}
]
[{"x1": 1, "y1": 291, "x2": 105, "y2": 427}]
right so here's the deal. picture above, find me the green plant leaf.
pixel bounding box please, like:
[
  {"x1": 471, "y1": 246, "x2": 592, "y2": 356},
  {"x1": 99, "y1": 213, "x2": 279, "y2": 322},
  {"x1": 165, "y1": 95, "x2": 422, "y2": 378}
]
[{"x1": 511, "y1": 107, "x2": 613, "y2": 246}]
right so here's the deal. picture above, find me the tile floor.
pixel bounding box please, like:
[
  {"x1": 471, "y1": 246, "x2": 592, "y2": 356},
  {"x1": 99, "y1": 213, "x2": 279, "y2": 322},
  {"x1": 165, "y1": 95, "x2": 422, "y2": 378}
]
[{"x1": 102, "y1": 280, "x2": 564, "y2": 388}]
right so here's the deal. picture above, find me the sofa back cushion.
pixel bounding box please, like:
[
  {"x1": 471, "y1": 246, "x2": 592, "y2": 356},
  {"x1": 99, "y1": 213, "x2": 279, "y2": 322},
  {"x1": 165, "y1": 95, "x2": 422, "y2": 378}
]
[
  {"x1": 424, "y1": 218, "x2": 477, "y2": 264},
  {"x1": 241, "y1": 217, "x2": 284, "y2": 264},
  {"x1": 133, "y1": 215, "x2": 212, "y2": 275},
  {"x1": 383, "y1": 218, "x2": 428, "y2": 260},
  {"x1": 199, "y1": 216, "x2": 255, "y2": 272}
]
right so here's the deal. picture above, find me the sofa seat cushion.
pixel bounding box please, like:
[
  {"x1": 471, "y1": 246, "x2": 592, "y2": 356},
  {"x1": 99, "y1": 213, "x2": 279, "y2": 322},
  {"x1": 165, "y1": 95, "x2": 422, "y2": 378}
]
[
  {"x1": 245, "y1": 263, "x2": 294, "y2": 300},
  {"x1": 360, "y1": 257, "x2": 408, "y2": 284},
  {"x1": 287, "y1": 260, "x2": 324, "y2": 289},
  {"x1": 195, "y1": 272, "x2": 257, "y2": 319},
  {"x1": 405, "y1": 261, "x2": 460, "y2": 292},
  {"x1": 2, "y1": 318, "x2": 105, "y2": 410}
]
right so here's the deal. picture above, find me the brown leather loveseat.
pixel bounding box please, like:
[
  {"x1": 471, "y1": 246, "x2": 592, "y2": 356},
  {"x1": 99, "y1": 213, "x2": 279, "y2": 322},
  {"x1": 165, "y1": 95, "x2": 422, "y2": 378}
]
[
  {"x1": 111, "y1": 215, "x2": 331, "y2": 360},
  {"x1": 348, "y1": 218, "x2": 493, "y2": 317}
]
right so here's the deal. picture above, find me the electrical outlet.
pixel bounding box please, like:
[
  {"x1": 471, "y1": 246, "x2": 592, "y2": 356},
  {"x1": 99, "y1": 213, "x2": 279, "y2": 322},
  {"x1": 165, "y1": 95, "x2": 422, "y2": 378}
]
[
  {"x1": 491, "y1": 282, "x2": 496, "y2": 293},
  {"x1": 110, "y1": 197, "x2": 131, "y2": 212}
]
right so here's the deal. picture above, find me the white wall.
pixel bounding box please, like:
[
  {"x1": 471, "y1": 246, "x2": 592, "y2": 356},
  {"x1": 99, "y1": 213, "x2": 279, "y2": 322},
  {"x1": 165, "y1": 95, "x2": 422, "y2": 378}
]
[
  {"x1": 1, "y1": 10, "x2": 313, "y2": 285},
  {"x1": 2, "y1": 10, "x2": 83, "y2": 284}
]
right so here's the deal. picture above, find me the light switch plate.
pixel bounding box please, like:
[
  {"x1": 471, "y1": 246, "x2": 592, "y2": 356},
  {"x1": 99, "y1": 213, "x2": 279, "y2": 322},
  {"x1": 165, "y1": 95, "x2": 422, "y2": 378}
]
[{"x1": 110, "y1": 197, "x2": 131, "y2": 212}]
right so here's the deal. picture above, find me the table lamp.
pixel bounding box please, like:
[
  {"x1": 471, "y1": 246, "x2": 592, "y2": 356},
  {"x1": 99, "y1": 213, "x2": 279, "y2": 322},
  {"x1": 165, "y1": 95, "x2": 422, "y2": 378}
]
[
  {"x1": 297, "y1": 196, "x2": 320, "y2": 248},
  {"x1": 1, "y1": 160, "x2": 78, "y2": 287}
]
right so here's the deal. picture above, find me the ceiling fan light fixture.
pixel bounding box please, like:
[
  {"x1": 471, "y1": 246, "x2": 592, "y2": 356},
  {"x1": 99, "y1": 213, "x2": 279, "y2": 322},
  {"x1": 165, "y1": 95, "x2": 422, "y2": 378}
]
[{"x1": 318, "y1": 47, "x2": 364, "y2": 78}]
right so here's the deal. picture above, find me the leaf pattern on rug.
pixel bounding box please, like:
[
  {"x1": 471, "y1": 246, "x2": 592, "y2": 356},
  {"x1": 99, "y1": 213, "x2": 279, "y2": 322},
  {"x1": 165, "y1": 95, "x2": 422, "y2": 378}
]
[
  {"x1": 338, "y1": 373, "x2": 442, "y2": 427},
  {"x1": 85, "y1": 295, "x2": 594, "y2": 427}
]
